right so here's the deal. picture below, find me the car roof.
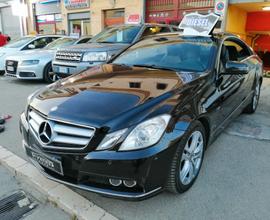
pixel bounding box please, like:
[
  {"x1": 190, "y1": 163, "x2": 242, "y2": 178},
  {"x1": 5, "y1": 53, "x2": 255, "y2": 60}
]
[
  {"x1": 107, "y1": 23, "x2": 177, "y2": 28},
  {"x1": 140, "y1": 31, "x2": 239, "y2": 42},
  {"x1": 24, "y1": 35, "x2": 65, "y2": 39}
]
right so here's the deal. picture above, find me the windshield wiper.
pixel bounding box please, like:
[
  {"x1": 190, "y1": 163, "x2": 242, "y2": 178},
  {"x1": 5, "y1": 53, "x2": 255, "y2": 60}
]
[{"x1": 133, "y1": 64, "x2": 176, "y2": 71}]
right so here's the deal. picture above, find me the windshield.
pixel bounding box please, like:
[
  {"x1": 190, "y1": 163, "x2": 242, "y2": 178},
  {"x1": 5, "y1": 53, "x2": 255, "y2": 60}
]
[
  {"x1": 45, "y1": 38, "x2": 76, "y2": 49},
  {"x1": 91, "y1": 25, "x2": 141, "y2": 44},
  {"x1": 113, "y1": 37, "x2": 216, "y2": 72},
  {"x1": 4, "y1": 37, "x2": 35, "y2": 48}
]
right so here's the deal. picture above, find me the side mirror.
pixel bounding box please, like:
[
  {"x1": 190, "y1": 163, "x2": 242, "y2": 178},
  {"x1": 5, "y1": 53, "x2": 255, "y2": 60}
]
[
  {"x1": 223, "y1": 61, "x2": 249, "y2": 75},
  {"x1": 28, "y1": 44, "x2": 35, "y2": 49}
]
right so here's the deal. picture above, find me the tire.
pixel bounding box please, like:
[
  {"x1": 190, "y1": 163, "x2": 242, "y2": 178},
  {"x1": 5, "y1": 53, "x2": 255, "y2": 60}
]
[
  {"x1": 166, "y1": 121, "x2": 206, "y2": 193},
  {"x1": 43, "y1": 63, "x2": 57, "y2": 83},
  {"x1": 243, "y1": 79, "x2": 261, "y2": 114}
]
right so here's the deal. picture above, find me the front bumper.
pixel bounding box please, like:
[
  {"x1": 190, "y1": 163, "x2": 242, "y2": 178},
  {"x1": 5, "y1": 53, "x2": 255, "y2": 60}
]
[
  {"x1": 52, "y1": 60, "x2": 104, "y2": 77},
  {"x1": 5, "y1": 60, "x2": 44, "y2": 80},
  {"x1": 20, "y1": 112, "x2": 184, "y2": 200}
]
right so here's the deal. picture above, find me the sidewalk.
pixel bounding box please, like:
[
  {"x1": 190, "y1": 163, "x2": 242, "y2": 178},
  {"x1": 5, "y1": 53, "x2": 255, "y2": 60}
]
[{"x1": 0, "y1": 164, "x2": 70, "y2": 220}]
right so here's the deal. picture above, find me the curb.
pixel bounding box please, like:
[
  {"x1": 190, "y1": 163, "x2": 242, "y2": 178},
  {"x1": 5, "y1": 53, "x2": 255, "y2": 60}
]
[{"x1": 0, "y1": 145, "x2": 118, "y2": 220}]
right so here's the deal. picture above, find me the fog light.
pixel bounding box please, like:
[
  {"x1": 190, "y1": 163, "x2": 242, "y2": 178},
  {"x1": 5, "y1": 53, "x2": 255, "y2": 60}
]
[
  {"x1": 123, "y1": 180, "x2": 137, "y2": 188},
  {"x1": 109, "y1": 178, "x2": 122, "y2": 187}
]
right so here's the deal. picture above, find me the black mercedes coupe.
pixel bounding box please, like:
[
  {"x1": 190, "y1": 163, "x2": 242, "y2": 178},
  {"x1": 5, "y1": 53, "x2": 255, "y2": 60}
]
[{"x1": 20, "y1": 32, "x2": 263, "y2": 200}]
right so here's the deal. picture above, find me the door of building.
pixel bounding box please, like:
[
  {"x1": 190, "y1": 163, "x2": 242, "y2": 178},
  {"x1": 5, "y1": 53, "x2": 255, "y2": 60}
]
[{"x1": 68, "y1": 12, "x2": 91, "y2": 36}]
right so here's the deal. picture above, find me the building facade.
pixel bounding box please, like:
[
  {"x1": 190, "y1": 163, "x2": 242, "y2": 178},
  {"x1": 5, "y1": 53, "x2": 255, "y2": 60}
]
[
  {"x1": 0, "y1": 0, "x2": 23, "y2": 39},
  {"x1": 26, "y1": 0, "x2": 144, "y2": 36}
]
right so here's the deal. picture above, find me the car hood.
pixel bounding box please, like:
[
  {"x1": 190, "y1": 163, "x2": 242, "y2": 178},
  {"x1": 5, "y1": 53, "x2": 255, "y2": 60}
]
[
  {"x1": 59, "y1": 42, "x2": 129, "y2": 52},
  {"x1": 30, "y1": 64, "x2": 201, "y2": 130},
  {"x1": 0, "y1": 47, "x2": 20, "y2": 57},
  {"x1": 6, "y1": 49, "x2": 55, "y2": 61}
]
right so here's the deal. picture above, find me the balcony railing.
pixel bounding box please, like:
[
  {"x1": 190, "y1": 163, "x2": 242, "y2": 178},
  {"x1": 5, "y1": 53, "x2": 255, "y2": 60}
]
[
  {"x1": 147, "y1": 0, "x2": 215, "y2": 11},
  {"x1": 179, "y1": 0, "x2": 215, "y2": 9}
]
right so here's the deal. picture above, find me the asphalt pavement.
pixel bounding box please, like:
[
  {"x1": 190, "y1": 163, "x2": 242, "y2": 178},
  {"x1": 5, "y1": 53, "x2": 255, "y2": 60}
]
[{"x1": 0, "y1": 75, "x2": 270, "y2": 220}]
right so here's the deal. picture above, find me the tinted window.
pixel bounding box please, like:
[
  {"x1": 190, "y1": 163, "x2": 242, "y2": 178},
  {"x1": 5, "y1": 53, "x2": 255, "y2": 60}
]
[
  {"x1": 224, "y1": 40, "x2": 251, "y2": 61},
  {"x1": 77, "y1": 37, "x2": 91, "y2": 44},
  {"x1": 91, "y1": 26, "x2": 141, "y2": 44},
  {"x1": 29, "y1": 37, "x2": 51, "y2": 49},
  {"x1": 113, "y1": 37, "x2": 216, "y2": 72}
]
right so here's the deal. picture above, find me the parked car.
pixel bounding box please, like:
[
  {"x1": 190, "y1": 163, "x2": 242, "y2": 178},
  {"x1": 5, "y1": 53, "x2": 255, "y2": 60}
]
[
  {"x1": 52, "y1": 23, "x2": 179, "y2": 78},
  {"x1": 0, "y1": 35, "x2": 62, "y2": 74},
  {"x1": 20, "y1": 30, "x2": 263, "y2": 199},
  {"x1": 5, "y1": 36, "x2": 92, "y2": 83}
]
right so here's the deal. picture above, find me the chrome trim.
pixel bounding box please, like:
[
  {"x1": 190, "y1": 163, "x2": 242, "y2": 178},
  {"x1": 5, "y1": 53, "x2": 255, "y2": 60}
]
[
  {"x1": 28, "y1": 108, "x2": 96, "y2": 151},
  {"x1": 55, "y1": 51, "x2": 83, "y2": 62},
  {"x1": 23, "y1": 141, "x2": 162, "y2": 199},
  {"x1": 20, "y1": 113, "x2": 29, "y2": 132}
]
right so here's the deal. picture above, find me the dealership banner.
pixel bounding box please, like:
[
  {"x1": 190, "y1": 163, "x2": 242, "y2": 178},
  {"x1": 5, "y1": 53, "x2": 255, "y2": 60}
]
[
  {"x1": 64, "y1": 0, "x2": 89, "y2": 9},
  {"x1": 179, "y1": 13, "x2": 220, "y2": 36}
]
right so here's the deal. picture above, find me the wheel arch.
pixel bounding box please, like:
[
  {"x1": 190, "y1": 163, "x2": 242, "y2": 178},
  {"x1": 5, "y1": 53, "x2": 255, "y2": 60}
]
[
  {"x1": 197, "y1": 116, "x2": 211, "y2": 146},
  {"x1": 43, "y1": 61, "x2": 52, "y2": 77}
]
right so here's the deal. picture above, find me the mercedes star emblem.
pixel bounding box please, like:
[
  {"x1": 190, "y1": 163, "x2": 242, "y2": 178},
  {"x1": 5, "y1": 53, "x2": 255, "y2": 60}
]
[{"x1": 38, "y1": 121, "x2": 53, "y2": 144}]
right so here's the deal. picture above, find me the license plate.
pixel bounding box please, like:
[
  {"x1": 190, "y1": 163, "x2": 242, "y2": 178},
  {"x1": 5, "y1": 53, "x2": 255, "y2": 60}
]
[
  {"x1": 25, "y1": 146, "x2": 64, "y2": 176},
  {"x1": 58, "y1": 66, "x2": 68, "y2": 74},
  {"x1": 7, "y1": 66, "x2": 14, "y2": 72}
]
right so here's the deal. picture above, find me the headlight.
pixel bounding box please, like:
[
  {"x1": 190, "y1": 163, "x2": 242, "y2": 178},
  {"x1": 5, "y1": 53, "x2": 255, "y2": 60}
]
[
  {"x1": 82, "y1": 52, "x2": 107, "y2": 62},
  {"x1": 21, "y1": 60, "x2": 39, "y2": 65},
  {"x1": 119, "y1": 115, "x2": 171, "y2": 151},
  {"x1": 96, "y1": 129, "x2": 127, "y2": 151}
]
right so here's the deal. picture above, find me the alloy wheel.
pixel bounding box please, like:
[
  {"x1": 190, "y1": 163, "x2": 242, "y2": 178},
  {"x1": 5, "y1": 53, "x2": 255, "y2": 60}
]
[
  {"x1": 180, "y1": 131, "x2": 204, "y2": 185},
  {"x1": 48, "y1": 68, "x2": 57, "y2": 82},
  {"x1": 252, "y1": 82, "x2": 260, "y2": 110}
]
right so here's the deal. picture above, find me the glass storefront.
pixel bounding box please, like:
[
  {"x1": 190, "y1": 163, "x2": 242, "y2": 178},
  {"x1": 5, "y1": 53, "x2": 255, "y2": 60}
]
[
  {"x1": 68, "y1": 12, "x2": 91, "y2": 36},
  {"x1": 36, "y1": 14, "x2": 64, "y2": 35}
]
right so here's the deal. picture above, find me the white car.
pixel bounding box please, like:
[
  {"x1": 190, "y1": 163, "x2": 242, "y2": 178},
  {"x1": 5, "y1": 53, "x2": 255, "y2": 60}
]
[
  {"x1": 0, "y1": 35, "x2": 62, "y2": 74},
  {"x1": 5, "y1": 36, "x2": 92, "y2": 83}
]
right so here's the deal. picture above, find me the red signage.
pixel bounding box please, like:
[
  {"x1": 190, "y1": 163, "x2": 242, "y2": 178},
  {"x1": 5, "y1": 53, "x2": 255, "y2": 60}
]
[{"x1": 127, "y1": 14, "x2": 140, "y2": 24}]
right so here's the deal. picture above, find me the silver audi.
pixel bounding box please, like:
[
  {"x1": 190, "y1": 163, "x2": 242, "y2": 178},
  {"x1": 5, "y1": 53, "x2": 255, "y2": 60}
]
[{"x1": 5, "y1": 36, "x2": 92, "y2": 83}]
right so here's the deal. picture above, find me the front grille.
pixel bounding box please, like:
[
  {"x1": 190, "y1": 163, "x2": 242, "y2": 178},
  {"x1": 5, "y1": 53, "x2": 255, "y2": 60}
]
[
  {"x1": 55, "y1": 50, "x2": 83, "y2": 62},
  {"x1": 28, "y1": 109, "x2": 95, "y2": 150},
  {"x1": 5, "y1": 60, "x2": 18, "y2": 74}
]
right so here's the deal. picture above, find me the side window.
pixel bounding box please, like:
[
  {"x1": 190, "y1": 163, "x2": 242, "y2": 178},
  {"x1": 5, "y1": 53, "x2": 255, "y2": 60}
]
[
  {"x1": 219, "y1": 39, "x2": 251, "y2": 73},
  {"x1": 50, "y1": 37, "x2": 60, "y2": 42},
  {"x1": 27, "y1": 37, "x2": 51, "y2": 49},
  {"x1": 141, "y1": 26, "x2": 171, "y2": 37},
  {"x1": 224, "y1": 40, "x2": 251, "y2": 61},
  {"x1": 77, "y1": 38, "x2": 91, "y2": 44}
]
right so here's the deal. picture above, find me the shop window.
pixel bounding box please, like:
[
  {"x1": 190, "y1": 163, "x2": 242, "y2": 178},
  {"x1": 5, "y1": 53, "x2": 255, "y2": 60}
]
[
  {"x1": 104, "y1": 9, "x2": 125, "y2": 27},
  {"x1": 69, "y1": 19, "x2": 91, "y2": 36}
]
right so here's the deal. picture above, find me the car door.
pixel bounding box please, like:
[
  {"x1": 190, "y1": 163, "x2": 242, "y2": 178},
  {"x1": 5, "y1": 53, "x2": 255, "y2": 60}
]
[{"x1": 217, "y1": 38, "x2": 253, "y2": 120}]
